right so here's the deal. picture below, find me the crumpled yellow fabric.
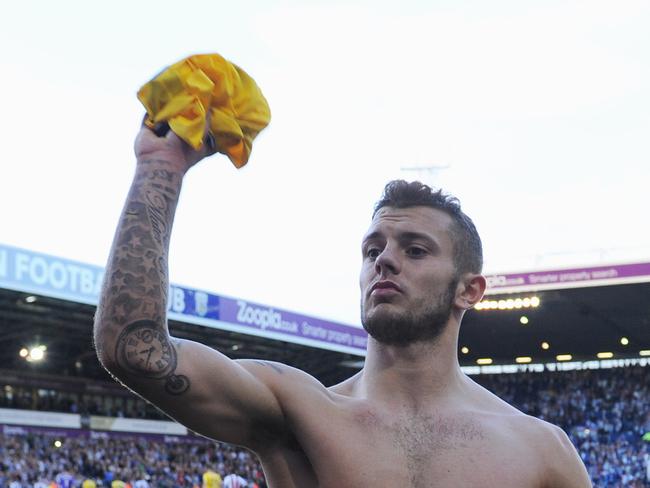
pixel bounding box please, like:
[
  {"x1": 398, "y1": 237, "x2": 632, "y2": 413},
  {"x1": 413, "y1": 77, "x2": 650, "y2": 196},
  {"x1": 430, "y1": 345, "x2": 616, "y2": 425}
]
[{"x1": 137, "y1": 53, "x2": 271, "y2": 168}]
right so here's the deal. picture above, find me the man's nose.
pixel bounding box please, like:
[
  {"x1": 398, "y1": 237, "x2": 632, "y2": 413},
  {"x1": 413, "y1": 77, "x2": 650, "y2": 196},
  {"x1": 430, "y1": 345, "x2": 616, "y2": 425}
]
[{"x1": 375, "y1": 246, "x2": 401, "y2": 276}]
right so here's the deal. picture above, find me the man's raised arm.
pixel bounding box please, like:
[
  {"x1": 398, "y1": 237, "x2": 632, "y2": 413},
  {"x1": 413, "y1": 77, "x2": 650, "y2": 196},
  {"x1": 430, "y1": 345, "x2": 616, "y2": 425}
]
[{"x1": 93, "y1": 125, "x2": 292, "y2": 448}]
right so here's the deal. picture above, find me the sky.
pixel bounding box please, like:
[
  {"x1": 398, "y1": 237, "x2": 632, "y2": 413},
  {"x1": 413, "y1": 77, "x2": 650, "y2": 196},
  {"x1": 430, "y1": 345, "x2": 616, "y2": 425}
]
[{"x1": 2, "y1": 0, "x2": 649, "y2": 327}]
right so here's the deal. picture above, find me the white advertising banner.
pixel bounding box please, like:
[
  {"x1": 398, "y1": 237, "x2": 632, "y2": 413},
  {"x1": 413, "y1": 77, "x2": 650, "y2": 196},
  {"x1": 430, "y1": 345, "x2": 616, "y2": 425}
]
[
  {"x1": 90, "y1": 416, "x2": 187, "y2": 435},
  {"x1": 0, "y1": 408, "x2": 81, "y2": 429}
]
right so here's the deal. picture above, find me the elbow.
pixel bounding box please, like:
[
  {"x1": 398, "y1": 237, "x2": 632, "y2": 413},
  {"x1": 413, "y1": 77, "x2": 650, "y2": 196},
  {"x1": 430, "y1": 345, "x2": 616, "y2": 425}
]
[
  {"x1": 92, "y1": 316, "x2": 117, "y2": 373},
  {"x1": 93, "y1": 334, "x2": 115, "y2": 372},
  {"x1": 94, "y1": 334, "x2": 125, "y2": 384},
  {"x1": 93, "y1": 334, "x2": 130, "y2": 390}
]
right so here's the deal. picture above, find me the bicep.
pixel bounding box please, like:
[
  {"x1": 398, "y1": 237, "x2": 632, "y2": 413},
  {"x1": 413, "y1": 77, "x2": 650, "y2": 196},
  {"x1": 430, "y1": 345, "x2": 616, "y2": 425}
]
[{"x1": 107, "y1": 332, "x2": 288, "y2": 448}]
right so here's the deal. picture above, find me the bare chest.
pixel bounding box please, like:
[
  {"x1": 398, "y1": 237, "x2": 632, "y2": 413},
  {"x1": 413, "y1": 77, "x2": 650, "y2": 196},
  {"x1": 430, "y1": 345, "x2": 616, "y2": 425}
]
[{"x1": 263, "y1": 409, "x2": 542, "y2": 488}]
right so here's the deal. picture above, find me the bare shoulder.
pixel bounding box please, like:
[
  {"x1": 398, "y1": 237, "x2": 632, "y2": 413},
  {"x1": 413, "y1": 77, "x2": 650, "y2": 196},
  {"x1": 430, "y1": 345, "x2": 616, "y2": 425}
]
[
  {"x1": 237, "y1": 359, "x2": 325, "y2": 386},
  {"x1": 511, "y1": 413, "x2": 574, "y2": 451},
  {"x1": 526, "y1": 417, "x2": 592, "y2": 487},
  {"x1": 495, "y1": 415, "x2": 591, "y2": 487},
  {"x1": 237, "y1": 359, "x2": 333, "y2": 403},
  {"x1": 467, "y1": 379, "x2": 591, "y2": 487}
]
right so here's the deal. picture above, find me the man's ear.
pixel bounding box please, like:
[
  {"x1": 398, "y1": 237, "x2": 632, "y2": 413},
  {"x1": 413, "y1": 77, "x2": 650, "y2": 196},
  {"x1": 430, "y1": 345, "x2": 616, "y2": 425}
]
[{"x1": 454, "y1": 274, "x2": 487, "y2": 310}]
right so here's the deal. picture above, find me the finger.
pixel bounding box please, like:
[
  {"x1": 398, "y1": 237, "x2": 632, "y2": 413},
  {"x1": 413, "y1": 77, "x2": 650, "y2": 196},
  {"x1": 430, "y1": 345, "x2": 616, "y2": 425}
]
[
  {"x1": 201, "y1": 108, "x2": 219, "y2": 155},
  {"x1": 140, "y1": 113, "x2": 170, "y2": 138},
  {"x1": 153, "y1": 121, "x2": 170, "y2": 138},
  {"x1": 204, "y1": 132, "x2": 217, "y2": 154}
]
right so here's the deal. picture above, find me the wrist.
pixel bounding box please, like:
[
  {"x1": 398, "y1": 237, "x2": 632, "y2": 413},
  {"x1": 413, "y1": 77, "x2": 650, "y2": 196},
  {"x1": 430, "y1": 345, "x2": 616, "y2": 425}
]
[{"x1": 135, "y1": 152, "x2": 191, "y2": 176}]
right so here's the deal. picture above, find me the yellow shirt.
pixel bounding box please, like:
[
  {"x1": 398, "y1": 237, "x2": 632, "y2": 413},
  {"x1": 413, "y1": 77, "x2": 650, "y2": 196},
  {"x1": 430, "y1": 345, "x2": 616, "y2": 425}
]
[
  {"x1": 203, "y1": 469, "x2": 223, "y2": 488},
  {"x1": 138, "y1": 53, "x2": 271, "y2": 169},
  {"x1": 82, "y1": 481, "x2": 97, "y2": 488},
  {"x1": 111, "y1": 481, "x2": 126, "y2": 488}
]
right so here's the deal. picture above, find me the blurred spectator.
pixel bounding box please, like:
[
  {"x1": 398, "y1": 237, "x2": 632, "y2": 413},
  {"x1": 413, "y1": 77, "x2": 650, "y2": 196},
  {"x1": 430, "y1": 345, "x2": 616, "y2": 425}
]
[
  {"x1": 223, "y1": 472, "x2": 248, "y2": 488},
  {"x1": 55, "y1": 466, "x2": 76, "y2": 488},
  {"x1": 202, "y1": 468, "x2": 222, "y2": 488},
  {"x1": 133, "y1": 475, "x2": 150, "y2": 488}
]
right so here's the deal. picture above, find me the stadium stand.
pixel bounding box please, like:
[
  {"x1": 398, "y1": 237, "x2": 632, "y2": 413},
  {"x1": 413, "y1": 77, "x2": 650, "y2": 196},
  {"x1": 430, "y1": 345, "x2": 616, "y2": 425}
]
[
  {"x1": 0, "y1": 365, "x2": 648, "y2": 486},
  {"x1": 0, "y1": 433, "x2": 265, "y2": 487}
]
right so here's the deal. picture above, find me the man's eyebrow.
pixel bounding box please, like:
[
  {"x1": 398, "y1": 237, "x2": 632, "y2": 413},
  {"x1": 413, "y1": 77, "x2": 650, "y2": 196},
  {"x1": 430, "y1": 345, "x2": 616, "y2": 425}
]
[
  {"x1": 362, "y1": 231, "x2": 440, "y2": 250},
  {"x1": 362, "y1": 231, "x2": 383, "y2": 243},
  {"x1": 399, "y1": 231, "x2": 440, "y2": 250}
]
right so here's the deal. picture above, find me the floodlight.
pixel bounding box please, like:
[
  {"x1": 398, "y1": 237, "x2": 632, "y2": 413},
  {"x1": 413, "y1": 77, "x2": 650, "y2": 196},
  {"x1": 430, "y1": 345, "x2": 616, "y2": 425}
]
[
  {"x1": 474, "y1": 295, "x2": 541, "y2": 312},
  {"x1": 25, "y1": 345, "x2": 47, "y2": 362},
  {"x1": 30, "y1": 347, "x2": 45, "y2": 361}
]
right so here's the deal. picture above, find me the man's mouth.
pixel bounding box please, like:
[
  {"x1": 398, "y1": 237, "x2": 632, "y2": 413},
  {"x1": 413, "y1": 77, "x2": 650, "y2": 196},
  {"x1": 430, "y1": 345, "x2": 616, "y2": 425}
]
[{"x1": 370, "y1": 280, "x2": 402, "y2": 295}]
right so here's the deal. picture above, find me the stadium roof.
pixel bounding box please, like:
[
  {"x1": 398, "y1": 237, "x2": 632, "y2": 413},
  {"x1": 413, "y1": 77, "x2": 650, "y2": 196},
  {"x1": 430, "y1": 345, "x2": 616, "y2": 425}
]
[
  {"x1": 460, "y1": 279, "x2": 650, "y2": 369},
  {"x1": 0, "y1": 244, "x2": 648, "y2": 386}
]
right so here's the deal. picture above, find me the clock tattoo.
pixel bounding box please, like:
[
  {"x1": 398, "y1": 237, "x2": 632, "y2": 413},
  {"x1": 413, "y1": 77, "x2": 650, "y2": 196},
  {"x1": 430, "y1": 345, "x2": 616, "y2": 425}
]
[
  {"x1": 165, "y1": 373, "x2": 190, "y2": 395},
  {"x1": 115, "y1": 321, "x2": 189, "y2": 395}
]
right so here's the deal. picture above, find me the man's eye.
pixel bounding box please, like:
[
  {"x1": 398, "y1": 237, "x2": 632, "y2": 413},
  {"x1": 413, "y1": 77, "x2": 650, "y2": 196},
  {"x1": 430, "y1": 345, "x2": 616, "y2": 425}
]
[
  {"x1": 367, "y1": 248, "x2": 381, "y2": 259},
  {"x1": 406, "y1": 247, "x2": 427, "y2": 257}
]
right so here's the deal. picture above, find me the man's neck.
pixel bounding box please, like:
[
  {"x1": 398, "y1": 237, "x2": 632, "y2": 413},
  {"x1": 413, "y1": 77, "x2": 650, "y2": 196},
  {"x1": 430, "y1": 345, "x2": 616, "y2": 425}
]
[{"x1": 358, "y1": 325, "x2": 467, "y2": 411}]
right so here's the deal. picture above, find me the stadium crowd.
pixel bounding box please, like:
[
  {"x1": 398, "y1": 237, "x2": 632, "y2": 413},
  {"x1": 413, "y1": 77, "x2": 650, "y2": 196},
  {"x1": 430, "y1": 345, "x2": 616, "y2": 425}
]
[
  {"x1": 0, "y1": 433, "x2": 264, "y2": 487},
  {"x1": 0, "y1": 365, "x2": 648, "y2": 487},
  {"x1": 0, "y1": 387, "x2": 167, "y2": 421}
]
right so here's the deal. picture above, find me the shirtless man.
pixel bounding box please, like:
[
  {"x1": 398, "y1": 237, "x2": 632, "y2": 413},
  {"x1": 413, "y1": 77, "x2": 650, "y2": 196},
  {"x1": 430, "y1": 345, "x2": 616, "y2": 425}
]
[{"x1": 94, "y1": 123, "x2": 592, "y2": 487}]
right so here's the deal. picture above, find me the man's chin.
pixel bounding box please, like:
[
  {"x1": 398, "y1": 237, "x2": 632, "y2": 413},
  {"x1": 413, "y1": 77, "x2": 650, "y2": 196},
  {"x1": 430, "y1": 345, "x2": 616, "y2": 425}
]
[
  {"x1": 361, "y1": 305, "x2": 451, "y2": 347},
  {"x1": 363, "y1": 324, "x2": 418, "y2": 347},
  {"x1": 361, "y1": 309, "x2": 416, "y2": 346},
  {"x1": 363, "y1": 304, "x2": 402, "y2": 324}
]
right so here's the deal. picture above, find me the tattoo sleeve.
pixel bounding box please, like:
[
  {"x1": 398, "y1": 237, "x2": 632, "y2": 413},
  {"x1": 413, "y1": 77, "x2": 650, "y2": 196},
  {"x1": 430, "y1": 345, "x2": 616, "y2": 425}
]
[{"x1": 94, "y1": 160, "x2": 190, "y2": 395}]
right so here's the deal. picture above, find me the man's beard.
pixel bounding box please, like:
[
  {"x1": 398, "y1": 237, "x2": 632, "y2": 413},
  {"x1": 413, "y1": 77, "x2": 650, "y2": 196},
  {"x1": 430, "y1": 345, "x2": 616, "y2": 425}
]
[{"x1": 361, "y1": 277, "x2": 458, "y2": 347}]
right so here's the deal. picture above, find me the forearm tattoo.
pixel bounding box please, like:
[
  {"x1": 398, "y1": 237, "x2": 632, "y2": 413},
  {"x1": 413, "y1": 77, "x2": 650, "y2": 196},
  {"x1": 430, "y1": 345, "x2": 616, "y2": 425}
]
[{"x1": 96, "y1": 160, "x2": 190, "y2": 395}]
